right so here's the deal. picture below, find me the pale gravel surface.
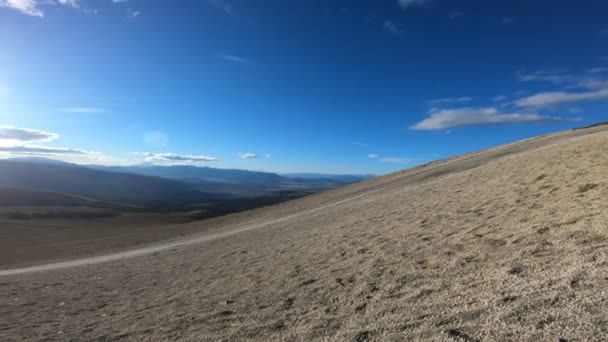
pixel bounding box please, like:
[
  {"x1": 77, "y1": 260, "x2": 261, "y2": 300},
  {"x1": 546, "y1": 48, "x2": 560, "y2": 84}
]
[{"x1": 2, "y1": 126, "x2": 608, "y2": 341}]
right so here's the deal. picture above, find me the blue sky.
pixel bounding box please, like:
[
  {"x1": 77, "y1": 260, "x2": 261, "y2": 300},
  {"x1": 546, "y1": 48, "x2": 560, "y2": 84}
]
[{"x1": 1, "y1": 0, "x2": 607, "y2": 174}]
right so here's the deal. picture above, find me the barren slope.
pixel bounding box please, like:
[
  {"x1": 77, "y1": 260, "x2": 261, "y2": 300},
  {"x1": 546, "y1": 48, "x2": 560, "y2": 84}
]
[{"x1": 2, "y1": 126, "x2": 608, "y2": 341}]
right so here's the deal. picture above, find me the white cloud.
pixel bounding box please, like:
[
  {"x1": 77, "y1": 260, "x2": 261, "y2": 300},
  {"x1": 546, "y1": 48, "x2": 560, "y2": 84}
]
[
  {"x1": 222, "y1": 54, "x2": 254, "y2": 65},
  {"x1": 0, "y1": 126, "x2": 97, "y2": 156},
  {"x1": 112, "y1": 0, "x2": 127, "y2": 3},
  {"x1": 238, "y1": 152, "x2": 270, "y2": 159},
  {"x1": 515, "y1": 88, "x2": 608, "y2": 107},
  {"x1": 397, "y1": 0, "x2": 431, "y2": 10},
  {"x1": 517, "y1": 69, "x2": 607, "y2": 89},
  {"x1": 238, "y1": 152, "x2": 258, "y2": 159},
  {"x1": 142, "y1": 152, "x2": 219, "y2": 163},
  {"x1": 367, "y1": 154, "x2": 379, "y2": 159},
  {"x1": 514, "y1": 68, "x2": 608, "y2": 107},
  {"x1": 0, "y1": 126, "x2": 59, "y2": 146},
  {"x1": 0, "y1": 0, "x2": 44, "y2": 17},
  {"x1": 58, "y1": 107, "x2": 105, "y2": 113},
  {"x1": 428, "y1": 96, "x2": 472, "y2": 106},
  {"x1": 383, "y1": 20, "x2": 403, "y2": 34},
  {"x1": 1, "y1": 0, "x2": 99, "y2": 17},
  {"x1": 126, "y1": 8, "x2": 140, "y2": 19},
  {"x1": 57, "y1": 0, "x2": 78, "y2": 8},
  {"x1": 411, "y1": 107, "x2": 558, "y2": 130}
]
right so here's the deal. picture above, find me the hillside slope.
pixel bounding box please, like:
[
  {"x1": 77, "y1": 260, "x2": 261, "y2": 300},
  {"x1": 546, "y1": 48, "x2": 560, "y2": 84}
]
[{"x1": 2, "y1": 125, "x2": 608, "y2": 341}]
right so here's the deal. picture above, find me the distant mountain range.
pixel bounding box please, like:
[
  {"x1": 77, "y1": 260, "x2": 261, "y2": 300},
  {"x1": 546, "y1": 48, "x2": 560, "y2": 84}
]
[
  {"x1": 0, "y1": 157, "x2": 374, "y2": 211},
  {"x1": 0, "y1": 159, "x2": 225, "y2": 206}
]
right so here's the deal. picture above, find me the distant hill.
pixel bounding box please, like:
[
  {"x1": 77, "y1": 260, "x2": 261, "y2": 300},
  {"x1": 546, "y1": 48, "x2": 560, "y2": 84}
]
[{"x1": 0, "y1": 160, "x2": 226, "y2": 206}]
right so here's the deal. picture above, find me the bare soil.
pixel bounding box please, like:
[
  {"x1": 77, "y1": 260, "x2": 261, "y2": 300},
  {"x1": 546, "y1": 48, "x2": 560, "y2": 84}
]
[{"x1": 1, "y1": 125, "x2": 608, "y2": 341}]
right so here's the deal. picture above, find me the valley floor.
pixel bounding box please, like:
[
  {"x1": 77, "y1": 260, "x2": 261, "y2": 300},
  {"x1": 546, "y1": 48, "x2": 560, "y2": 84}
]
[{"x1": 2, "y1": 125, "x2": 608, "y2": 341}]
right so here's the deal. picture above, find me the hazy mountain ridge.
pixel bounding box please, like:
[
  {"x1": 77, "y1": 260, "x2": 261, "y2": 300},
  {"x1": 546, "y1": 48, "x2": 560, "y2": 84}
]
[
  {"x1": 0, "y1": 160, "x2": 225, "y2": 206},
  {"x1": 0, "y1": 158, "x2": 373, "y2": 211}
]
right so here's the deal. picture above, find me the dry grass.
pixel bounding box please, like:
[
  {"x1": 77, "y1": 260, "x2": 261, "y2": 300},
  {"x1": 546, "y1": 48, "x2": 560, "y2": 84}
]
[{"x1": 1, "y1": 126, "x2": 608, "y2": 341}]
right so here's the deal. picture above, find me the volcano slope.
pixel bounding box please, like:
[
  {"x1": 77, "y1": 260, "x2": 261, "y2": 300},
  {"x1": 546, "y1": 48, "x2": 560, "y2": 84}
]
[{"x1": 2, "y1": 125, "x2": 608, "y2": 341}]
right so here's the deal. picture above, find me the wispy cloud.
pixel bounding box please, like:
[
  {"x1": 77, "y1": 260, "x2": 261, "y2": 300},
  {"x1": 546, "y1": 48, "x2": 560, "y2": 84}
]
[
  {"x1": 238, "y1": 152, "x2": 270, "y2": 159},
  {"x1": 428, "y1": 96, "x2": 472, "y2": 106},
  {"x1": 222, "y1": 54, "x2": 254, "y2": 65},
  {"x1": 1, "y1": 0, "x2": 111, "y2": 17},
  {"x1": 515, "y1": 88, "x2": 608, "y2": 107},
  {"x1": 58, "y1": 107, "x2": 105, "y2": 114},
  {"x1": 112, "y1": 0, "x2": 127, "y2": 3},
  {"x1": 0, "y1": 145, "x2": 95, "y2": 155},
  {"x1": 517, "y1": 69, "x2": 578, "y2": 85},
  {"x1": 589, "y1": 67, "x2": 608, "y2": 74},
  {"x1": 0, "y1": 126, "x2": 96, "y2": 156},
  {"x1": 126, "y1": 8, "x2": 140, "y2": 19},
  {"x1": 141, "y1": 152, "x2": 219, "y2": 163},
  {"x1": 0, "y1": 126, "x2": 59, "y2": 145},
  {"x1": 448, "y1": 10, "x2": 463, "y2": 19},
  {"x1": 383, "y1": 20, "x2": 404, "y2": 34},
  {"x1": 367, "y1": 154, "x2": 379, "y2": 159},
  {"x1": 57, "y1": 0, "x2": 78, "y2": 8},
  {"x1": 0, "y1": 0, "x2": 44, "y2": 17},
  {"x1": 238, "y1": 152, "x2": 258, "y2": 159},
  {"x1": 514, "y1": 68, "x2": 608, "y2": 107},
  {"x1": 397, "y1": 0, "x2": 431, "y2": 10},
  {"x1": 411, "y1": 107, "x2": 558, "y2": 130}
]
